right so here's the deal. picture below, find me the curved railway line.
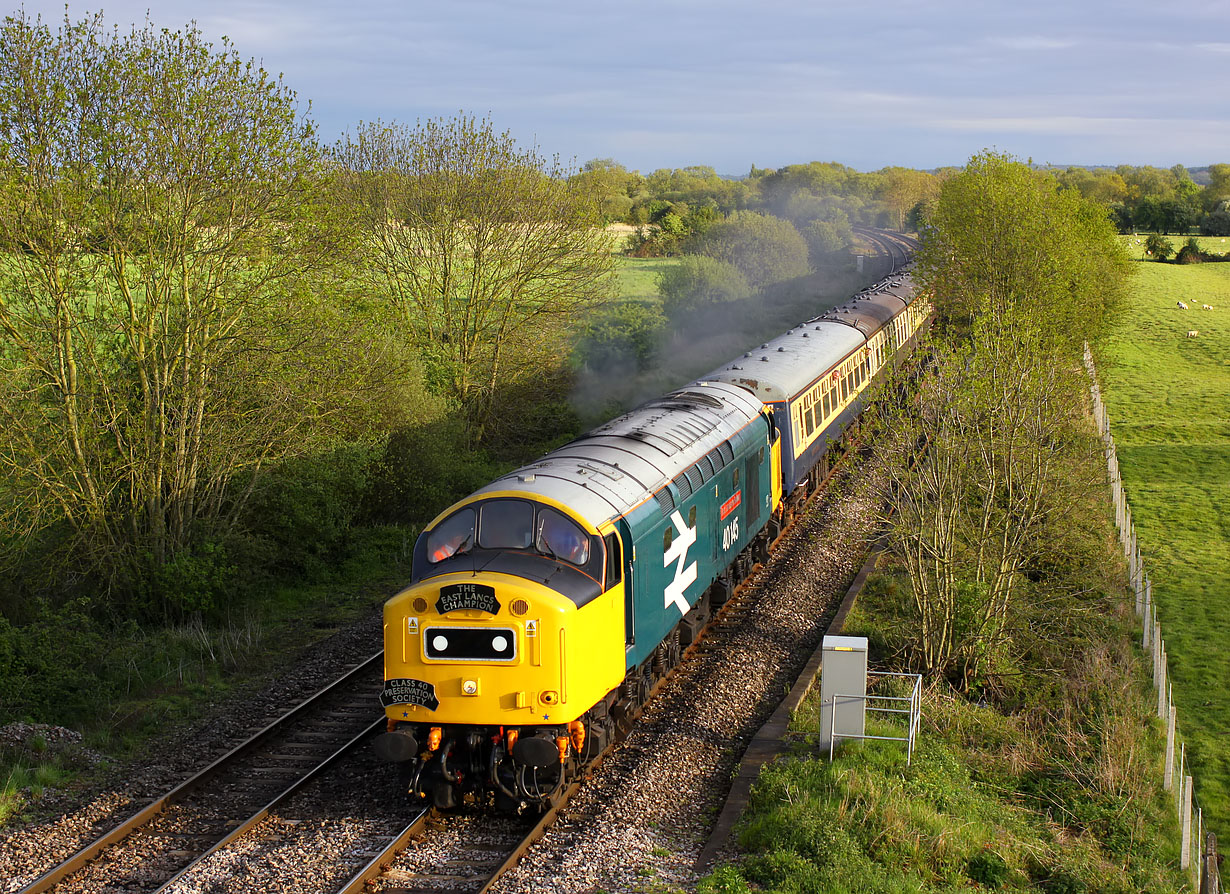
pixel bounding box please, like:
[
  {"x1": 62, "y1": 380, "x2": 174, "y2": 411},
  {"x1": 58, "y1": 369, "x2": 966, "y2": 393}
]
[
  {"x1": 7, "y1": 230, "x2": 917, "y2": 894},
  {"x1": 854, "y1": 226, "x2": 918, "y2": 274}
]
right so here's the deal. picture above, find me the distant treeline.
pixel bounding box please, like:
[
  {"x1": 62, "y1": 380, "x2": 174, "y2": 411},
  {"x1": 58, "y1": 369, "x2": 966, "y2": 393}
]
[
  {"x1": 574, "y1": 160, "x2": 936, "y2": 257},
  {"x1": 578, "y1": 160, "x2": 1230, "y2": 256}
]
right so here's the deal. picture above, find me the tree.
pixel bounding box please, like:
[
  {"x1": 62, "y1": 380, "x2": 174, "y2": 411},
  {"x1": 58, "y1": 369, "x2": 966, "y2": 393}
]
[
  {"x1": 916, "y1": 151, "x2": 1132, "y2": 349},
  {"x1": 656, "y1": 255, "x2": 751, "y2": 318},
  {"x1": 876, "y1": 167, "x2": 940, "y2": 230},
  {"x1": 881, "y1": 150, "x2": 1134, "y2": 688},
  {"x1": 876, "y1": 329, "x2": 1092, "y2": 685},
  {"x1": 333, "y1": 116, "x2": 615, "y2": 443},
  {"x1": 1200, "y1": 202, "x2": 1230, "y2": 236},
  {"x1": 688, "y1": 210, "x2": 809, "y2": 289},
  {"x1": 1145, "y1": 233, "x2": 1174, "y2": 260},
  {"x1": 571, "y1": 158, "x2": 641, "y2": 223},
  {"x1": 0, "y1": 12, "x2": 396, "y2": 608},
  {"x1": 1205, "y1": 163, "x2": 1230, "y2": 208},
  {"x1": 802, "y1": 218, "x2": 853, "y2": 260}
]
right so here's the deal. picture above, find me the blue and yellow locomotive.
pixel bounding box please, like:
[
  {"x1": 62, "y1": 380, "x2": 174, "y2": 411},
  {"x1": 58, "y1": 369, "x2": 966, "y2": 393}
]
[{"x1": 374, "y1": 272, "x2": 928, "y2": 810}]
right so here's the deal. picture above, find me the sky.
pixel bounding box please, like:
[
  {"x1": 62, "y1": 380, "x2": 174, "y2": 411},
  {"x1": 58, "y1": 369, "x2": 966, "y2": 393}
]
[{"x1": 8, "y1": 0, "x2": 1230, "y2": 175}]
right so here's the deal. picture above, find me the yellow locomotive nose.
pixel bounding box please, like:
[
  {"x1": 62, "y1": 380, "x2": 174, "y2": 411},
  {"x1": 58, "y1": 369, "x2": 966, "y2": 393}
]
[{"x1": 380, "y1": 570, "x2": 624, "y2": 729}]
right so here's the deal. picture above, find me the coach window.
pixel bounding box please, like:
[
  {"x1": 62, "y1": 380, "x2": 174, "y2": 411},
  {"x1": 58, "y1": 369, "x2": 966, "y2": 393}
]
[
  {"x1": 689, "y1": 505, "x2": 697, "y2": 527},
  {"x1": 663, "y1": 527, "x2": 673, "y2": 552},
  {"x1": 733, "y1": 467, "x2": 740, "y2": 488}
]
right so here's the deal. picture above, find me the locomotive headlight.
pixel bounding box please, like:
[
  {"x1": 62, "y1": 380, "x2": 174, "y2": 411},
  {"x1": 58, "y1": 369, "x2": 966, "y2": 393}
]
[{"x1": 462, "y1": 678, "x2": 480, "y2": 696}]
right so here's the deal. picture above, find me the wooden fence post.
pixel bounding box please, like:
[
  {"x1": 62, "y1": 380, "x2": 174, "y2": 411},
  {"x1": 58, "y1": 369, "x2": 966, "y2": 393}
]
[
  {"x1": 1182, "y1": 774, "x2": 1194, "y2": 871},
  {"x1": 1158, "y1": 643, "x2": 1167, "y2": 719},
  {"x1": 1142, "y1": 591, "x2": 1151, "y2": 647},
  {"x1": 1165, "y1": 705, "x2": 1177, "y2": 792},
  {"x1": 1202, "y1": 831, "x2": 1222, "y2": 894}
]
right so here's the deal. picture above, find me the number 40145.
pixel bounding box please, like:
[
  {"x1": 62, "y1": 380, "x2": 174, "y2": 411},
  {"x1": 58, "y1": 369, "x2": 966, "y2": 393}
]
[{"x1": 721, "y1": 517, "x2": 740, "y2": 551}]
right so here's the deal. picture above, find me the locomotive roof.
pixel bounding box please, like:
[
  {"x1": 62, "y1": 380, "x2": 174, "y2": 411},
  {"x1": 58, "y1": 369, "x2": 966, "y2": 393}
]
[
  {"x1": 698, "y1": 272, "x2": 917, "y2": 402},
  {"x1": 466, "y1": 380, "x2": 765, "y2": 531}
]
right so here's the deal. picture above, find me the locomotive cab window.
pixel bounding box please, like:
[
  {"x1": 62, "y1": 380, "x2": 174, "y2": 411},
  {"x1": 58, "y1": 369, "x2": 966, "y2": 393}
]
[
  {"x1": 604, "y1": 533, "x2": 622, "y2": 587},
  {"x1": 536, "y1": 507, "x2": 589, "y2": 565},
  {"x1": 479, "y1": 499, "x2": 533, "y2": 550},
  {"x1": 427, "y1": 508, "x2": 475, "y2": 563}
]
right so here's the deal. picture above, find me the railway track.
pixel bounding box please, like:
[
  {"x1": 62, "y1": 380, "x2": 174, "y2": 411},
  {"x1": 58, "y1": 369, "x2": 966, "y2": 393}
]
[
  {"x1": 853, "y1": 226, "x2": 918, "y2": 274},
  {"x1": 16, "y1": 653, "x2": 385, "y2": 894},
  {"x1": 8, "y1": 257, "x2": 920, "y2": 893},
  {"x1": 6, "y1": 471, "x2": 844, "y2": 894}
]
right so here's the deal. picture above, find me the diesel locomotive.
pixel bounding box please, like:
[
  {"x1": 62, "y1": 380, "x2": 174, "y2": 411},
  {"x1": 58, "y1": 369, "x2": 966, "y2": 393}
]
[{"x1": 374, "y1": 271, "x2": 929, "y2": 811}]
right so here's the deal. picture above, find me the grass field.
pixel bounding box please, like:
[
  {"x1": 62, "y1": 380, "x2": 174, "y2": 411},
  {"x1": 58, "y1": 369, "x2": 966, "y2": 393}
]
[
  {"x1": 1098, "y1": 249, "x2": 1230, "y2": 841},
  {"x1": 613, "y1": 256, "x2": 678, "y2": 302}
]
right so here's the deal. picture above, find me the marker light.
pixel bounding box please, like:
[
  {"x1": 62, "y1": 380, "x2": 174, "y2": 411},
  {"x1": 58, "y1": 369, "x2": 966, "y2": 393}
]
[{"x1": 462, "y1": 678, "x2": 479, "y2": 696}]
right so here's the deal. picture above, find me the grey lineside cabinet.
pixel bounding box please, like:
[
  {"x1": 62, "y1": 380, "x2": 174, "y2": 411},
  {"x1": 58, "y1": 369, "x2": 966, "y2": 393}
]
[{"x1": 818, "y1": 634, "x2": 868, "y2": 754}]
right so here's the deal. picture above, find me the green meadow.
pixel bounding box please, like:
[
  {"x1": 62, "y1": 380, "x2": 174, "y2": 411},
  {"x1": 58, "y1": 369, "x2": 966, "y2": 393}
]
[
  {"x1": 613, "y1": 256, "x2": 679, "y2": 302},
  {"x1": 1098, "y1": 250, "x2": 1230, "y2": 840}
]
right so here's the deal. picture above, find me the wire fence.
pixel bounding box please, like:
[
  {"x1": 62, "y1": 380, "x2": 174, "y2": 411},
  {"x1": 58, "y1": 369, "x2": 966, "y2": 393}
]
[{"x1": 1084, "y1": 343, "x2": 1223, "y2": 893}]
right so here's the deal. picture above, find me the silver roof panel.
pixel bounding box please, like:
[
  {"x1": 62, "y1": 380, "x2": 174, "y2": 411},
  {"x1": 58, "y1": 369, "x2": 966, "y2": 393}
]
[{"x1": 468, "y1": 381, "x2": 765, "y2": 530}]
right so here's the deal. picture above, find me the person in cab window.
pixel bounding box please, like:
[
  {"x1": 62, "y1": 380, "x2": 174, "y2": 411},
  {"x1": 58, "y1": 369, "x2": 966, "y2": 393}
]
[
  {"x1": 537, "y1": 510, "x2": 589, "y2": 565},
  {"x1": 428, "y1": 510, "x2": 474, "y2": 563},
  {"x1": 431, "y1": 531, "x2": 466, "y2": 562}
]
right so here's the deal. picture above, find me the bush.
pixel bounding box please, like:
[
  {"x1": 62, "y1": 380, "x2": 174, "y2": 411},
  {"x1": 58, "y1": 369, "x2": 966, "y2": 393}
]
[
  {"x1": 696, "y1": 865, "x2": 751, "y2": 894},
  {"x1": 967, "y1": 848, "x2": 1009, "y2": 887},
  {"x1": 1143, "y1": 233, "x2": 1173, "y2": 261},
  {"x1": 657, "y1": 255, "x2": 751, "y2": 318},
  {"x1": 574, "y1": 299, "x2": 667, "y2": 373},
  {"x1": 803, "y1": 218, "x2": 853, "y2": 263},
  {"x1": 242, "y1": 442, "x2": 380, "y2": 582},
  {"x1": 688, "y1": 210, "x2": 810, "y2": 288},
  {"x1": 1175, "y1": 236, "x2": 1203, "y2": 264},
  {"x1": 368, "y1": 418, "x2": 507, "y2": 525},
  {"x1": 0, "y1": 602, "x2": 116, "y2": 726}
]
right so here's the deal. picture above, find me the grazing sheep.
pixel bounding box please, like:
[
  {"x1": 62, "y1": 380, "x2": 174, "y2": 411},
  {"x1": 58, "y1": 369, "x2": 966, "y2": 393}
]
[
  {"x1": 1187, "y1": 330, "x2": 1199, "y2": 338},
  {"x1": 1177, "y1": 301, "x2": 1189, "y2": 309},
  {"x1": 1202, "y1": 304, "x2": 1214, "y2": 310}
]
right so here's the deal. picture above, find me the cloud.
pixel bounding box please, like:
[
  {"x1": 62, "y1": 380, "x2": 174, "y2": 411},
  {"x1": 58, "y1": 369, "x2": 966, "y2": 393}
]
[
  {"x1": 10, "y1": 0, "x2": 1230, "y2": 172},
  {"x1": 988, "y1": 36, "x2": 1079, "y2": 51}
]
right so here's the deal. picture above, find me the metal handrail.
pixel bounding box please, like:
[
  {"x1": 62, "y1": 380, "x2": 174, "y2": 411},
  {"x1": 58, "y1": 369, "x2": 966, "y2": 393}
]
[{"x1": 827, "y1": 672, "x2": 921, "y2": 764}]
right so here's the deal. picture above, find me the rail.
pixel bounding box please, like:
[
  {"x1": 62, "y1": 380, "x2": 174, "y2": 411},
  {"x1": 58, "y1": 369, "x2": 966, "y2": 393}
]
[{"x1": 17, "y1": 651, "x2": 384, "y2": 894}]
